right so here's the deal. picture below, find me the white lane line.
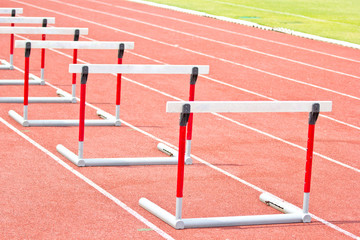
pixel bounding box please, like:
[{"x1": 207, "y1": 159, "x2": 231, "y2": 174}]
[
  {"x1": 0, "y1": 117, "x2": 175, "y2": 240},
  {"x1": 89, "y1": 0, "x2": 360, "y2": 64},
  {"x1": 52, "y1": 0, "x2": 360, "y2": 81}
]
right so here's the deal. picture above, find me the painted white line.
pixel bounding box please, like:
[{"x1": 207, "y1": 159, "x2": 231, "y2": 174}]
[
  {"x1": 51, "y1": 0, "x2": 360, "y2": 81},
  {"x1": 0, "y1": 117, "x2": 174, "y2": 240},
  {"x1": 88, "y1": 0, "x2": 360, "y2": 64},
  {"x1": 128, "y1": 0, "x2": 360, "y2": 50}
]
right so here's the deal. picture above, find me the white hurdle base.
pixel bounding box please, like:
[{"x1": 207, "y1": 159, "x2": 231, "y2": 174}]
[
  {"x1": 96, "y1": 110, "x2": 121, "y2": 126},
  {"x1": 139, "y1": 196, "x2": 310, "y2": 229},
  {"x1": 157, "y1": 143, "x2": 193, "y2": 164},
  {"x1": 0, "y1": 73, "x2": 44, "y2": 85},
  {"x1": 8, "y1": 110, "x2": 118, "y2": 127},
  {"x1": 56, "y1": 144, "x2": 178, "y2": 167},
  {"x1": 0, "y1": 90, "x2": 73, "y2": 103},
  {"x1": 0, "y1": 59, "x2": 13, "y2": 70}
]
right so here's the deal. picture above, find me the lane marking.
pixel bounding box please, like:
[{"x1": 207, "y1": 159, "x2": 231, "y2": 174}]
[
  {"x1": 0, "y1": 117, "x2": 175, "y2": 240},
  {"x1": 13, "y1": 0, "x2": 359, "y2": 102}
]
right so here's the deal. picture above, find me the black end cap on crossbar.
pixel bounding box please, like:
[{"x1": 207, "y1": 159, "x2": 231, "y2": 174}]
[
  {"x1": 42, "y1": 19, "x2": 48, "y2": 28},
  {"x1": 179, "y1": 104, "x2": 191, "y2": 126},
  {"x1": 25, "y1": 42, "x2": 31, "y2": 58},
  {"x1": 118, "y1": 43, "x2": 125, "y2": 59},
  {"x1": 81, "y1": 66, "x2": 89, "y2": 84},
  {"x1": 309, "y1": 103, "x2": 320, "y2": 125},
  {"x1": 11, "y1": 9, "x2": 16, "y2": 17},
  {"x1": 74, "y1": 29, "x2": 80, "y2": 41},
  {"x1": 190, "y1": 67, "x2": 199, "y2": 85}
]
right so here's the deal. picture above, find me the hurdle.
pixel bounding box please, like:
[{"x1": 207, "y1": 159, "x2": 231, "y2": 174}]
[
  {"x1": 0, "y1": 16, "x2": 55, "y2": 71},
  {"x1": 56, "y1": 64, "x2": 209, "y2": 166},
  {"x1": 0, "y1": 26, "x2": 86, "y2": 86},
  {"x1": 139, "y1": 100, "x2": 332, "y2": 229},
  {"x1": 0, "y1": 8, "x2": 22, "y2": 69}
]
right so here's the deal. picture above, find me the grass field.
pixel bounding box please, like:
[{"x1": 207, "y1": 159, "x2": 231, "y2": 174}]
[{"x1": 143, "y1": 0, "x2": 360, "y2": 45}]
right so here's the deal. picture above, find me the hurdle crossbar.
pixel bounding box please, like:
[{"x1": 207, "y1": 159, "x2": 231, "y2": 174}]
[
  {"x1": 8, "y1": 42, "x2": 133, "y2": 124},
  {"x1": 140, "y1": 101, "x2": 332, "y2": 229},
  {"x1": 0, "y1": 8, "x2": 23, "y2": 14},
  {"x1": 57, "y1": 65, "x2": 208, "y2": 167},
  {"x1": 0, "y1": 17, "x2": 55, "y2": 24}
]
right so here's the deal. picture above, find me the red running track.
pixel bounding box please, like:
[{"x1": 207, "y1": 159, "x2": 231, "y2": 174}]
[{"x1": 0, "y1": 0, "x2": 359, "y2": 239}]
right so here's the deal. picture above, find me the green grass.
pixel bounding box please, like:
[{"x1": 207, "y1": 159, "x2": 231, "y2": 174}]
[{"x1": 142, "y1": 0, "x2": 360, "y2": 45}]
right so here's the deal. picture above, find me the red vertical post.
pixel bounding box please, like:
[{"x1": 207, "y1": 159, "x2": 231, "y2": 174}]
[
  {"x1": 116, "y1": 43, "x2": 125, "y2": 107},
  {"x1": 40, "y1": 19, "x2": 47, "y2": 73},
  {"x1": 78, "y1": 66, "x2": 88, "y2": 142},
  {"x1": 72, "y1": 30, "x2": 80, "y2": 86},
  {"x1": 176, "y1": 104, "x2": 191, "y2": 198},
  {"x1": 304, "y1": 103, "x2": 320, "y2": 194},
  {"x1": 10, "y1": 10, "x2": 15, "y2": 59},
  {"x1": 23, "y1": 42, "x2": 31, "y2": 106},
  {"x1": 186, "y1": 67, "x2": 198, "y2": 142}
]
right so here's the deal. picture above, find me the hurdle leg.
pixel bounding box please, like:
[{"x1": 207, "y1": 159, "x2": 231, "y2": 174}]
[
  {"x1": 22, "y1": 43, "x2": 31, "y2": 126},
  {"x1": 303, "y1": 103, "x2": 320, "y2": 217},
  {"x1": 9, "y1": 10, "x2": 16, "y2": 69},
  {"x1": 78, "y1": 66, "x2": 89, "y2": 161},
  {"x1": 40, "y1": 19, "x2": 47, "y2": 84},
  {"x1": 175, "y1": 104, "x2": 191, "y2": 220},
  {"x1": 115, "y1": 43, "x2": 124, "y2": 126}
]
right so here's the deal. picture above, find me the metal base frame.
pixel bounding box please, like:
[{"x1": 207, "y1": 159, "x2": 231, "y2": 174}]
[
  {"x1": 0, "y1": 59, "x2": 13, "y2": 70},
  {"x1": 0, "y1": 90, "x2": 73, "y2": 103},
  {"x1": 56, "y1": 144, "x2": 179, "y2": 167},
  {"x1": 157, "y1": 143, "x2": 192, "y2": 164},
  {"x1": 0, "y1": 73, "x2": 44, "y2": 85},
  {"x1": 139, "y1": 192, "x2": 311, "y2": 229},
  {"x1": 8, "y1": 110, "x2": 118, "y2": 127}
]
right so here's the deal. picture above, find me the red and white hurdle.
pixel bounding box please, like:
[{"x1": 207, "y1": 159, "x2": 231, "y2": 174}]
[
  {"x1": 0, "y1": 8, "x2": 23, "y2": 70},
  {"x1": 139, "y1": 100, "x2": 332, "y2": 229},
  {"x1": 56, "y1": 64, "x2": 209, "y2": 166},
  {"x1": 8, "y1": 41, "x2": 134, "y2": 126},
  {"x1": 0, "y1": 26, "x2": 86, "y2": 87},
  {"x1": 0, "y1": 17, "x2": 55, "y2": 72}
]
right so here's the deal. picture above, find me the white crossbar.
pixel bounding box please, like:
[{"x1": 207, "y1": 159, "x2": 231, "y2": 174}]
[
  {"x1": 0, "y1": 8, "x2": 23, "y2": 14},
  {"x1": 0, "y1": 17, "x2": 55, "y2": 24},
  {"x1": 0, "y1": 27, "x2": 88, "y2": 35},
  {"x1": 166, "y1": 101, "x2": 332, "y2": 113},
  {"x1": 15, "y1": 40, "x2": 134, "y2": 50},
  {"x1": 69, "y1": 64, "x2": 209, "y2": 74}
]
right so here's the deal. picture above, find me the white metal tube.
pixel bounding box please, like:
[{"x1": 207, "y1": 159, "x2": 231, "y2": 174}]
[
  {"x1": 9, "y1": 54, "x2": 13, "y2": 68},
  {"x1": 78, "y1": 141, "x2": 84, "y2": 160},
  {"x1": 185, "y1": 140, "x2": 192, "y2": 164},
  {"x1": 0, "y1": 96, "x2": 72, "y2": 103},
  {"x1": 56, "y1": 144, "x2": 84, "y2": 166},
  {"x1": 139, "y1": 198, "x2": 184, "y2": 229},
  {"x1": 0, "y1": 79, "x2": 42, "y2": 85},
  {"x1": 82, "y1": 157, "x2": 178, "y2": 166},
  {"x1": 40, "y1": 68, "x2": 44, "y2": 81},
  {"x1": 157, "y1": 143, "x2": 178, "y2": 157},
  {"x1": 303, "y1": 192, "x2": 310, "y2": 214},
  {"x1": 259, "y1": 192, "x2": 302, "y2": 214},
  {"x1": 182, "y1": 213, "x2": 304, "y2": 228},
  {"x1": 176, "y1": 197, "x2": 183, "y2": 220},
  {"x1": 71, "y1": 84, "x2": 76, "y2": 99}
]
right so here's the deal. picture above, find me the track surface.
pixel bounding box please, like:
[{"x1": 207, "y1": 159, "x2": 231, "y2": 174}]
[{"x1": 0, "y1": 0, "x2": 359, "y2": 239}]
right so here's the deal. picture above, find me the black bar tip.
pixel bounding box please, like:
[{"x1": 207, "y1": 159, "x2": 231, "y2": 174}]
[
  {"x1": 11, "y1": 9, "x2": 16, "y2": 17},
  {"x1": 190, "y1": 67, "x2": 198, "y2": 85},
  {"x1": 25, "y1": 42, "x2": 31, "y2": 58},
  {"x1": 309, "y1": 103, "x2": 320, "y2": 125},
  {"x1": 179, "y1": 103, "x2": 191, "y2": 126},
  {"x1": 81, "y1": 66, "x2": 89, "y2": 84},
  {"x1": 42, "y1": 19, "x2": 48, "y2": 27},
  {"x1": 118, "y1": 43, "x2": 125, "y2": 59},
  {"x1": 74, "y1": 29, "x2": 80, "y2": 41}
]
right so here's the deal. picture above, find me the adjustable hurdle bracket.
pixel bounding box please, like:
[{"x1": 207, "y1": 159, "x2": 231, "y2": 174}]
[{"x1": 309, "y1": 103, "x2": 320, "y2": 125}]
